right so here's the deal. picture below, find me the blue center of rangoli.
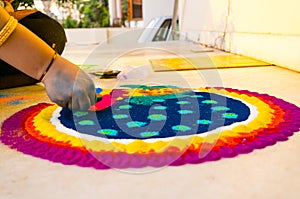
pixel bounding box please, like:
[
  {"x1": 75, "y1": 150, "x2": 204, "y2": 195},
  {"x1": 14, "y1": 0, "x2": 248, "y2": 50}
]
[{"x1": 59, "y1": 91, "x2": 250, "y2": 139}]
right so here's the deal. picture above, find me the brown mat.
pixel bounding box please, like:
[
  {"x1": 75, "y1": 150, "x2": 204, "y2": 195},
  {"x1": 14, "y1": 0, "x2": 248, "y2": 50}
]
[{"x1": 150, "y1": 54, "x2": 272, "y2": 72}]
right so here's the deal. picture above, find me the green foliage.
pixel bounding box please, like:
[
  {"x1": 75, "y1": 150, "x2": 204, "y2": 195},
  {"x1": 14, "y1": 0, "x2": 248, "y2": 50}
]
[
  {"x1": 61, "y1": 16, "x2": 78, "y2": 28},
  {"x1": 77, "y1": 0, "x2": 110, "y2": 28},
  {"x1": 11, "y1": 0, "x2": 34, "y2": 9},
  {"x1": 56, "y1": 0, "x2": 76, "y2": 5},
  {"x1": 12, "y1": 0, "x2": 110, "y2": 28},
  {"x1": 60, "y1": 0, "x2": 110, "y2": 28},
  {"x1": 12, "y1": 0, "x2": 74, "y2": 10}
]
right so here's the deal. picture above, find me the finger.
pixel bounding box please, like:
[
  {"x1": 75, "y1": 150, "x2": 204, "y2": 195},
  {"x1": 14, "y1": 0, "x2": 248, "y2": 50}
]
[
  {"x1": 67, "y1": 98, "x2": 73, "y2": 110},
  {"x1": 54, "y1": 100, "x2": 68, "y2": 108},
  {"x1": 72, "y1": 93, "x2": 91, "y2": 111},
  {"x1": 78, "y1": 94, "x2": 92, "y2": 110},
  {"x1": 89, "y1": 89, "x2": 97, "y2": 106},
  {"x1": 71, "y1": 96, "x2": 80, "y2": 111},
  {"x1": 87, "y1": 81, "x2": 96, "y2": 105}
]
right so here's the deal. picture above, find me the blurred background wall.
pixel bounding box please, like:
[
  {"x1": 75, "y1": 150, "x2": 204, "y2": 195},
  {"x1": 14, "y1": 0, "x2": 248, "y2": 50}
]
[{"x1": 179, "y1": 0, "x2": 300, "y2": 72}]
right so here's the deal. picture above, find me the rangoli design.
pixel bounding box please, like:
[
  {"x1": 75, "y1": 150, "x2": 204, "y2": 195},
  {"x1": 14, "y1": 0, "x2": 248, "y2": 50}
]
[{"x1": 1, "y1": 85, "x2": 300, "y2": 170}]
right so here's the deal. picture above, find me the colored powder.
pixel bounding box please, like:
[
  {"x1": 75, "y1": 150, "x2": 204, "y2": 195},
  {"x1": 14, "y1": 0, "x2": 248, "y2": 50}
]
[
  {"x1": 197, "y1": 120, "x2": 212, "y2": 125},
  {"x1": 119, "y1": 105, "x2": 132, "y2": 110},
  {"x1": 113, "y1": 114, "x2": 129, "y2": 119},
  {"x1": 78, "y1": 120, "x2": 95, "y2": 126},
  {"x1": 190, "y1": 95, "x2": 203, "y2": 98},
  {"x1": 140, "y1": 131, "x2": 159, "y2": 138},
  {"x1": 222, "y1": 113, "x2": 238, "y2": 119},
  {"x1": 176, "y1": 101, "x2": 191, "y2": 105},
  {"x1": 178, "y1": 110, "x2": 194, "y2": 115},
  {"x1": 147, "y1": 114, "x2": 167, "y2": 121},
  {"x1": 74, "y1": 111, "x2": 89, "y2": 117},
  {"x1": 201, "y1": 100, "x2": 218, "y2": 104},
  {"x1": 154, "y1": 106, "x2": 167, "y2": 110},
  {"x1": 172, "y1": 125, "x2": 191, "y2": 132},
  {"x1": 97, "y1": 129, "x2": 118, "y2": 136},
  {"x1": 211, "y1": 106, "x2": 230, "y2": 111},
  {"x1": 127, "y1": 121, "x2": 147, "y2": 128}
]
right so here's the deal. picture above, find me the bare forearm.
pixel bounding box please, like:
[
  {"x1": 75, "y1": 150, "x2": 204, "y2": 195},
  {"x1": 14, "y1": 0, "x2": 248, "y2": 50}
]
[
  {"x1": 0, "y1": 7, "x2": 96, "y2": 110},
  {"x1": 0, "y1": 7, "x2": 55, "y2": 80}
]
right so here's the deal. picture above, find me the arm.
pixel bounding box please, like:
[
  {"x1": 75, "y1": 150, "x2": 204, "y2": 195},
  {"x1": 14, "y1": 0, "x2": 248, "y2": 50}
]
[
  {"x1": 0, "y1": 7, "x2": 95, "y2": 110},
  {"x1": 0, "y1": 8, "x2": 54, "y2": 79}
]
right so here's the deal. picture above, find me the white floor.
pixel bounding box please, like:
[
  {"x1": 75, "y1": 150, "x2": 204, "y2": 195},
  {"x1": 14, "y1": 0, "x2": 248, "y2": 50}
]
[{"x1": 1, "y1": 42, "x2": 300, "y2": 199}]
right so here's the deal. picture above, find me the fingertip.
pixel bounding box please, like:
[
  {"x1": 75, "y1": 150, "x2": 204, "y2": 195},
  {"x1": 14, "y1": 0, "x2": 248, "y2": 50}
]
[{"x1": 77, "y1": 95, "x2": 92, "y2": 111}]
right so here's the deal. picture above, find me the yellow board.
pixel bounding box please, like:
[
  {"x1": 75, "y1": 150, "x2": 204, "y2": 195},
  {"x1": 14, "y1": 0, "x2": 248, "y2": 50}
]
[{"x1": 150, "y1": 54, "x2": 272, "y2": 72}]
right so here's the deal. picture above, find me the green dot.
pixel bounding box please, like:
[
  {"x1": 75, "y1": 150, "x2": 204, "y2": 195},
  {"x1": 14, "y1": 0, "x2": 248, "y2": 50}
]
[
  {"x1": 153, "y1": 99, "x2": 165, "y2": 102},
  {"x1": 154, "y1": 106, "x2": 167, "y2": 110},
  {"x1": 140, "y1": 131, "x2": 159, "y2": 138},
  {"x1": 113, "y1": 114, "x2": 129, "y2": 119},
  {"x1": 172, "y1": 125, "x2": 191, "y2": 132},
  {"x1": 211, "y1": 106, "x2": 230, "y2": 111},
  {"x1": 74, "y1": 111, "x2": 89, "y2": 117},
  {"x1": 190, "y1": 95, "x2": 203, "y2": 98},
  {"x1": 147, "y1": 114, "x2": 167, "y2": 121},
  {"x1": 222, "y1": 113, "x2": 238, "y2": 119},
  {"x1": 78, "y1": 120, "x2": 95, "y2": 126},
  {"x1": 119, "y1": 105, "x2": 132, "y2": 109},
  {"x1": 127, "y1": 121, "x2": 147, "y2": 128},
  {"x1": 197, "y1": 119, "x2": 212, "y2": 125},
  {"x1": 201, "y1": 100, "x2": 218, "y2": 104},
  {"x1": 178, "y1": 110, "x2": 193, "y2": 115},
  {"x1": 97, "y1": 129, "x2": 118, "y2": 136},
  {"x1": 176, "y1": 101, "x2": 191, "y2": 105}
]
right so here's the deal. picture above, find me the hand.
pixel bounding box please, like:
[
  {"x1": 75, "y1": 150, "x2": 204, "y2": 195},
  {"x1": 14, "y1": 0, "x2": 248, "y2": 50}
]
[{"x1": 42, "y1": 55, "x2": 96, "y2": 110}]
